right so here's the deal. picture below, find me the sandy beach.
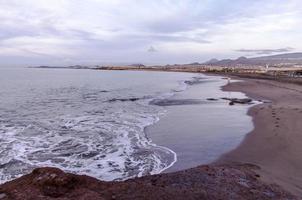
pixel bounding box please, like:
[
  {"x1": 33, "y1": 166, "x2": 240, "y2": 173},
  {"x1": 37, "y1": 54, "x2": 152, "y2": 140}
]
[
  {"x1": 218, "y1": 76, "x2": 302, "y2": 197},
  {"x1": 147, "y1": 73, "x2": 302, "y2": 197},
  {"x1": 0, "y1": 72, "x2": 301, "y2": 199},
  {"x1": 2, "y1": 0, "x2": 302, "y2": 198},
  {"x1": 146, "y1": 75, "x2": 253, "y2": 173}
]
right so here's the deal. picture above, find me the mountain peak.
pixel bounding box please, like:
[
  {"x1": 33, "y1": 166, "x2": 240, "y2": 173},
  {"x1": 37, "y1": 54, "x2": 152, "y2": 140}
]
[
  {"x1": 236, "y1": 56, "x2": 248, "y2": 60},
  {"x1": 204, "y1": 58, "x2": 219, "y2": 64}
]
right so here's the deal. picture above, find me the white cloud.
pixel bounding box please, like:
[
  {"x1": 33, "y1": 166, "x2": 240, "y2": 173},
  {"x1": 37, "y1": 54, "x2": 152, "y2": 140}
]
[{"x1": 0, "y1": 0, "x2": 301, "y2": 65}]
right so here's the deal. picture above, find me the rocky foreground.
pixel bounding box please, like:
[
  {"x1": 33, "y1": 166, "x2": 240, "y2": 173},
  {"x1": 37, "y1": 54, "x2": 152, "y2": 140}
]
[{"x1": 0, "y1": 164, "x2": 296, "y2": 200}]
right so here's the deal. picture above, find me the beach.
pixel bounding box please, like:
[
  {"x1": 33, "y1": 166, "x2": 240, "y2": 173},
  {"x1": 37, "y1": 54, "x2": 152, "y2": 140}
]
[
  {"x1": 147, "y1": 73, "x2": 302, "y2": 197},
  {"x1": 2, "y1": 0, "x2": 302, "y2": 198},
  {"x1": 0, "y1": 71, "x2": 300, "y2": 199},
  {"x1": 218, "y1": 76, "x2": 302, "y2": 197},
  {"x1": 146, "y1": 75, "x2": 253, "y2": 173}
]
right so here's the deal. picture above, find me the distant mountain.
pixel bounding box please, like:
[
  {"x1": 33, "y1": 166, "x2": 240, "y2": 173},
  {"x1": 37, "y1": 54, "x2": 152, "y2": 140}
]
[
  {"x1": 237, "y1": 56, "x2": 248, "y2": 61},
  {"x1": 187, "y1": 62, "x2": 201, "y2": 65},
  {"x1": 204, "y1": 58, "x2": 219, "y2": 64},
  {"x1": 252, "y1": 52, "x2": 302, "y2": 60},
  {"x1": 204, "y1": 52, "x2": 302, "y2": 66}
]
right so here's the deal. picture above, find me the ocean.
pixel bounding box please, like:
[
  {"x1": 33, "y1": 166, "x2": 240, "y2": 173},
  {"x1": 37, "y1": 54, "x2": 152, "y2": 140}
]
[{"x1": 0, "y1": 68, "x2": 253, "y2": 183}]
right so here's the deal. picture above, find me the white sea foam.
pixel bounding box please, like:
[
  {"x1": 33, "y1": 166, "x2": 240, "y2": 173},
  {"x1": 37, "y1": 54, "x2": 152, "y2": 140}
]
[{"x1": 0, "y1": 70, "x2": 198, "y2": 184}]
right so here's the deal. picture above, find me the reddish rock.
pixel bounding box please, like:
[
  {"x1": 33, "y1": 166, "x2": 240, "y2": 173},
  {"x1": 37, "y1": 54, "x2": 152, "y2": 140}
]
[{"x1": 0, "y1": 164, "x2": 296, "y2": 200}]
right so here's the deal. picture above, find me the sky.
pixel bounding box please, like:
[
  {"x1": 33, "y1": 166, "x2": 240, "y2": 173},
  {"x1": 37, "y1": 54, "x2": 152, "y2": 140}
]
[{"x1": 0, "y1": 0, "x2": 302, "y2": 66}]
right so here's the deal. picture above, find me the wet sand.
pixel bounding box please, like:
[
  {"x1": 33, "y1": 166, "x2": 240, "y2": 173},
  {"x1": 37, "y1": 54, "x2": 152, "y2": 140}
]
[
  {"x1": 218, "y1": 77, "x2": 302, "y2": 197},
  {"x1": 147, "y1": 75, "x2": 253, "y2": 172}
]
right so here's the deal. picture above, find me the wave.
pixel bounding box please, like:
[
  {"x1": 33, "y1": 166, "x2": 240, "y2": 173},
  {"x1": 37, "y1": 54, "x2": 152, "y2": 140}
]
[{"x1": 0, "y1": 74, "x2": 201, "y2": 183}]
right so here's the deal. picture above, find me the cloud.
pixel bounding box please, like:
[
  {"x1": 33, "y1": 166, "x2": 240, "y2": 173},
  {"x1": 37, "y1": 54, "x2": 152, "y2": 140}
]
[
  {"x1": 148, "y1": 46, "x2": 157, "y2": 52},
  {"x1": 0, "y1": 0, "x2": 302, "y2": 66},
  {"x1": 235, "y1": 47, "x2": 295, "y2": 55}
]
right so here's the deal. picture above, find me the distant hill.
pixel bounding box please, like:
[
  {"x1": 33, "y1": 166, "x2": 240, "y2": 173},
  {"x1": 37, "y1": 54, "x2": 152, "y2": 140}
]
[
  {"x1": 204, "y1": 52, "x2": 302, "y2": 66},
  {"x1": 204, "y1": 58, "x2": 219, "y2": 64},
  {"x1": 252, "y1": 52, "x2": 302, "y2": 60}
]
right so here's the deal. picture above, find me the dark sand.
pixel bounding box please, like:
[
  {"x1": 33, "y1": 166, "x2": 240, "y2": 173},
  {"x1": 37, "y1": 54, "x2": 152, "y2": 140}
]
[
  {"x1": 0, "y1": 74, "x2": 300, "y2": 199},
  {"x1": 146, "y1": 76, "x2": 253, "y2": 173},
  {"x1": 218, "y1": 77, "x2": 302, "y2": 197}
]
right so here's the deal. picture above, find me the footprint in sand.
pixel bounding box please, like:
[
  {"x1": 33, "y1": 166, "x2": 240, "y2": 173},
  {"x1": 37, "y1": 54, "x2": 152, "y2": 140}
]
[{"x1": 274, "y1": 121, "x2": 279, "y2": 128}]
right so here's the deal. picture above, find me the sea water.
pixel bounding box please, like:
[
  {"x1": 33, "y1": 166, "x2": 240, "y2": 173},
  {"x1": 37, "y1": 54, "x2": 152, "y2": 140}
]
[{"x1": 0, "y1": 68, "x2": 252, "y2": 183}]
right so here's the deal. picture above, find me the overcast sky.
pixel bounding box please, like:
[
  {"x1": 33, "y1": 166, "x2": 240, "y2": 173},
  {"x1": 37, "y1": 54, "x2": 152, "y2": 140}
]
[{"x1": 0, "y1": 0, "x2": 301, "y2": 66}]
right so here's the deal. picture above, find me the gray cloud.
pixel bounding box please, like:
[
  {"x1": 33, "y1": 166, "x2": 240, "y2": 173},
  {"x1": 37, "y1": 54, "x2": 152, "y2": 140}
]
[
  {"x1": 148, "y1": 46, "x2": 157, "y2": 52},
  {"x1": 235, "y1": 47, "x2": 295, "y2": 55},
  {"x1": 0, "y1": 0, "x2": 301, "y2": 66}
]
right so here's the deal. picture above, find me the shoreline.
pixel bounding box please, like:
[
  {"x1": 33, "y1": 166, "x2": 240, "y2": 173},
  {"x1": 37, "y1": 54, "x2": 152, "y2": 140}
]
[
  {"x1": 146, "y1": 74, "x2": 254, "y2": 173},
  {"x1": 217, "y1": 76, "x2": 302, "y2": 197},
  {"x1": 0, "y1": 70, "x2": 300, "y2": 199}
]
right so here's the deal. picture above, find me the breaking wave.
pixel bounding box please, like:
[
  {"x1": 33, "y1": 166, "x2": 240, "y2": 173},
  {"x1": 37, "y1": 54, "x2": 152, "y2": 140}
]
[{"x1": 0, "y1": 71, "x2": 202, "y2": 183}]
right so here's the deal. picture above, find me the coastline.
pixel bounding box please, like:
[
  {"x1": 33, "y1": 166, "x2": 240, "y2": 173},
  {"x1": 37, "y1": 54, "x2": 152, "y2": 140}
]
[
  {"x1": 0, "y1": 70, "x2": 300, "y2": 199},
  {"x1": 217, "y1": 76, "x2": 302, "y2": 197},
  {"x1": 146, "y1": 74, "x2": 253, "y2": 173}
]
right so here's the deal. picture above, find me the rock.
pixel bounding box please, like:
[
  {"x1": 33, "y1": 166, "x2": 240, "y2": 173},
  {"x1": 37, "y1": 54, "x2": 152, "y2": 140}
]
[
  {"x1": 0, "y1": 164, "x2": 296, "y2": 200},
  {"x1": 222, "y1": 98, "x2": 253, "y2": 105},
  {"x1": 206, "y1": 98, "x2": 219, "y2": 101},
  {"x1": 149, "y1": 99, "x2": 203, "y2": 106},
  {"x1": 31, "y1": 168, "x2": 78, "y2": 198},
  {"x1": 108, "y1": 97, "x2": 141, "y2": 102}
]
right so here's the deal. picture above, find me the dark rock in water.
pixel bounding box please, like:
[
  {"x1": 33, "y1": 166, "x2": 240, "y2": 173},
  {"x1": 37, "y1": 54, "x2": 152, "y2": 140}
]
[
  {"x1": 222, "y1": 98, "x2": 253, "y2": 105},
  {"x1": 128, "y1": 98, "x2": 140, "y2": 102},
  {"x1": 0, "y1": 164, "x2": 296, "y2": 199},
  {"x1": 108, "y1": 97, "x2": 141, "y2": 102},
  {"x1": 233, "y1": 98, "x2": 252, "y2": 104},
  {"x1": 150, "y1": 99, "x2": 203, "y2": 106},
  {"x1": 207, "y1": 98, "x2": 219, "y2": 101}
]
